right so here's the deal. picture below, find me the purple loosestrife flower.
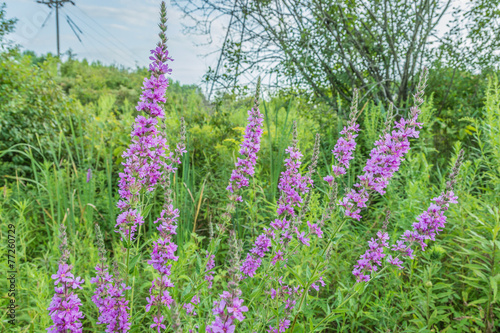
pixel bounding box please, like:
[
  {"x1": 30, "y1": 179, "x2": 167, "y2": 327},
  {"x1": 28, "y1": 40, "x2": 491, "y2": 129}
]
[
  {"x1": 266, "y1": 279, "x2": 308, "y2": 333},
  {"x1": 91, "y1": 224, "x2": 131, "y2": 333},
  {"x1": 140, "y1": 3, "x2": 187, "y2": 332},
  {"x1": 115, "y1": 209, "x2": 144, "y2": 241},
  {"x1": 352, "y1": 231, "x2": 390, "y2": 282},
  {"x1": 353, "y1": 152, "x2": 463, "y2": 282},
  {"x1": 388, "y1": 151, "x2": 463, "y2": 269},
  {"x1": 47, "y1": 225, "x2": 84, "y2": 333},
  {"x1": 206, "y1": 81, "x2": 262, "y2": 333},
  {"x1": 242, "y1": 126, "x2": 320, "y2": 277},
  {"x1": 115, "y1": 1, "x2": 176, "y2": 241},
  {"x1": 340, "y1": 69, "x2": 428, "y2": 221},
  {"x1": 241, "y1": 123, "x2": 307, "y2": 275},
  {"x1": 146, "y1": 202, "x2": 182, "y2": 328},
  {"x1": 207, "y1": 232, "x2": 248, "y2": 332},
  {"x1": 206, "y1": 292, "x2": 247, "y2": 333},
  {"x1": 86, "y1": 168, "x2": 92, "y2": 183},
  {"x1": 151, "y1": 316, "x2": 166, "y2": 332},
  {"x1": 324, "y1": 89, "x2": 360, "y2": 180},
  {"x1": 226, "y1": 78, "x2": 264, "y2": 202},
  {"x1": 183, "y1": 295, "x2": 200, "y2": 316},
  {"x1": 388, "y1": 190, "x2": 458, "y2": 267},
  {"x1": 205, "y1": 253, "x2": 216, "y2": 288}
]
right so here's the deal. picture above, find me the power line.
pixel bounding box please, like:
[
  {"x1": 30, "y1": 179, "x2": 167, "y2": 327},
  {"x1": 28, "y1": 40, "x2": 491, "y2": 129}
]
[
  {"x1": 36, "y1": 0, "x2": 75, "y2": 57},
  {"x1": 40, "y1": 9, "x2": 53, "y2": 29},
  {"x1": 60, "y1": 7, "x2": 136, "y2": 68},
  {"x1": 67, "y1": 5, "x2": 140, "y2": 66},
  {"x1": 65, "y1": 15, "x2": 82, "y2": 43},
  {"x1": 73, "y1": 5, "x2": 140, "y2": 63}
]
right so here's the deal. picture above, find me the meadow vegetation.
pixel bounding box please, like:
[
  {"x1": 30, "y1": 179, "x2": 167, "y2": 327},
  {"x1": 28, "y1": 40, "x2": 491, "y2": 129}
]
[{"x1": 0, "y1": 1, "x2": 499, "y2": 332}]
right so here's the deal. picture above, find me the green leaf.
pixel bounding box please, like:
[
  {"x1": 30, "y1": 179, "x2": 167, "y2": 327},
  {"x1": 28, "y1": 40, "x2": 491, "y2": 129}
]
[
  {"x1": 141, "y1": 203, "x2": 153, "y2": 219},
  {"x1": 128, "y1": 254, "x2": 141, "y2": 274}
]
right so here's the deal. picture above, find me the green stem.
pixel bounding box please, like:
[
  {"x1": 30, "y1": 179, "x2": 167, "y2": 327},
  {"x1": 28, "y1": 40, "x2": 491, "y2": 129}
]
[
  {"x1": 290, "y1": 260, "x2": 322, "y2": 332},
  {"x1": 125, "y1": 225, "x2": 132, "y2": 299}
]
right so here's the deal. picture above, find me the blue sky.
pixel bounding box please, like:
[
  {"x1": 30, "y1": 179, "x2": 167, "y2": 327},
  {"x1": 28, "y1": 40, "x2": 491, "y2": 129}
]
[{"x1": 3, "y1": 0, "x2": 223, "y2": 85}]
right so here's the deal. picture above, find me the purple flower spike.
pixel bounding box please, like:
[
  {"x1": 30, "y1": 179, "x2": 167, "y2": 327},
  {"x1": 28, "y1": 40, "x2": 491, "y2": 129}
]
[
  {"x1": 390, "y1": 189, "x2": 458, "y2": 266},
  {"x1": 206, "y1": 292, "x2": 247, "y2": 333},
  {"x1": 91, "y1": 224, "x2": 131, "y2": 332},
  {"x1": 341, "y1": 69, "x2": 428, "y2": 220},
  {"x1": 48, "y1": 225, "x2": 85, "y2": 333},
  {"x1": 354, "y1": 151, "x2": 463, "y2": 281},
  {"x1": 115, "y1": 1, "x2": 179, "y2": 242},
  {"x1": 352, "y1": 231, "x2": 390, "y2": 283},
  {"x1": 226, "y1": 78, "x2": 264, "y2": 202},
  {"x1": 241, "y1": 122, "x2": 311, "y2": 277},
  {"x1": 326, "y1": 88, "x2": 360, "y2": 182},
  {"x1": 86, "y1": 168, "x2": 92, "y2": 183}
]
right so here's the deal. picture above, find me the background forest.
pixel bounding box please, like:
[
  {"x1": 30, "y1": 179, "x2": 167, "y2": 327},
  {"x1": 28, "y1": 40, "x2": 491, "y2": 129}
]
[{"x1": 0, "y1": 0, "x2": 499, "y2": 332}]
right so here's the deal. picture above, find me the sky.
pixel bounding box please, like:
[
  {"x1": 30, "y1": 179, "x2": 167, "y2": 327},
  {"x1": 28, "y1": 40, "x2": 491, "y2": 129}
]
[
  {"x1": 3, "y1": 0, "x2": 223, "y2": 86},
  {"x1": 3, "y1": 0, "x2": 466, "y2": 89}
]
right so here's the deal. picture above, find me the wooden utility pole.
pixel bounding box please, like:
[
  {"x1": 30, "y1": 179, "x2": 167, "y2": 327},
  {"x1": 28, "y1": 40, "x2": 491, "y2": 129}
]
[{"x1": 36, "y1": 0, "x2": 75, "y2": 58}]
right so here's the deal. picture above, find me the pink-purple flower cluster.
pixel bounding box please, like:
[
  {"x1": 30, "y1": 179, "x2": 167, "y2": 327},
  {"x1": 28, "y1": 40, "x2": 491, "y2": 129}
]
[
  {"x1": 266, "y1": 275, "x2": 324, "y2": 333},
  {"x1": 241, "y1": 132, "x2": 311, "y2": 276},
  {"x1": 91, "y1": 224, "x2": 130, "y2": 332},
  {"x1": 270, "y1": 281, "x2": 300, "y2": 309},
  {"x1": 328, "y1": 123, "x2": 360, "y2": 178},
  {"x1": 276, "y1": 144, "x2": 310, "y2": 219},
  {"x1": 115, "y1": 9, "x2": 175, "y2": 241},
  {"x1": 48, "y1": 226, "x2": 85, "y2": 333},
  {"x1": 47, "y1": 264, "x2": 85, "y2": 333},
  {"x1": 183, "y1": 295, "x2": 200, "y2": 316},
  {"x1": 324, "y1": 89, "x2": 360, "y2": 183},
  {"x1": 353, "y1": 151, "x2": 463, "y2": 282},
  {"x1": 146, "y1": 204, "x2": 180, "y2": 330},
  {"x1": 340, "y1": 111, "x2": 422, "y2": 221},
  {"x1": 388, "y1": 190, "x2": 458, "y2": 268},
  {"x1": 206, "y1": 291, "x2": 248, "y2": 333},
  {"x1": 340, "y1": 72, "x2": 428, "y2": 221},
  {"x1": 205, "y1": 253, "x2": 216, "y2": 288},
  {"x1": 91, "y1": 267, "x2": 131, "y2": 333},
  {"x1": 352, "y1": 231, "x2": 390, "y2": 282},
  {"x1": 226, "y1": 97, "x2": 264, "y2": 202}
]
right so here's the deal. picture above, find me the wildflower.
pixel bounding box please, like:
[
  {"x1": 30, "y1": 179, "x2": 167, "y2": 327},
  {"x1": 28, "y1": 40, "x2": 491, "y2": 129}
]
[
  {"x1": 226, "y1": 77, "x2": 264, "y2": 202},
  {"x1": 142, "y1": 3, "x2": 187, "y2": 332},
  {"x1": 390, "y1": 190, "x2": 459, "y2": 265},
  {"x1": 352, "y1": 231, "x2": 390, "y2": 283},
  {"x1": 150, "y1": 316, "x2": 166, "y2": 333},
  {"x1": 307, "y1": 221, "x2": 323, "y2": 238},
  {"x1": 311, "y1": 276, "x2": 326, "y2": 292},
  {"x1": 115, "y1": 0, "x2": 177, "y2": 241},
  {"x1": 266, "y1": 280, "x2": 302, "y2": 333},
  {"x1": 86, "y1": 168, "x2": 92, "y2": 183},
  {"x1": 226, "y1": 298, "x2": 249, "y2": 321},
  {"x1": 205, "y1": 253, "x2": 216, "y2": 288},
  {"x1": 91, "y1": 224, "x2": 130, "y2": 333},
  {"x1": 47, "y1": 225, "x2": 85, "y2": 333},
  {"x1": 115, "y1": 209, "x2": 144, "y2": 241},
  {"x1": 389, "y1": 150, "x2": 463, "y2": 269},
  {"x1": 242, "y1": 122, "x2": 309, "y2": 276},
  {"x1": 207, "y1": 232, "x2": 248, "y2": 332},
  {"x1": 327, "y1": 89, "x2": 360, "y2": 179},
  {"x1": 183, "y1": 295, "x2": 200, "y2": 316},
  {"x1": 353, "y1": 151, "x2": 464, "y2": 281},
  {"x1": 341, "y1": 69, "x2": 428, "y2": 221}
]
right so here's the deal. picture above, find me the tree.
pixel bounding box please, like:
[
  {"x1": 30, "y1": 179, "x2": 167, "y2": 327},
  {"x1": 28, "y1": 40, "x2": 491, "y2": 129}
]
[
  {"x1": 0, "y1": 2, "x2": 17, "y2": 45},
  {"x1": 173, "y1": 0, "x2": 498, "y2": 109}
]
